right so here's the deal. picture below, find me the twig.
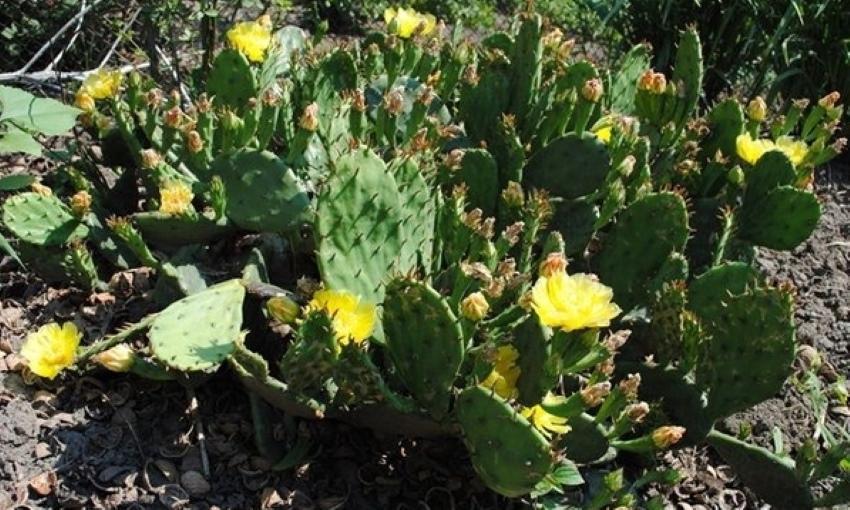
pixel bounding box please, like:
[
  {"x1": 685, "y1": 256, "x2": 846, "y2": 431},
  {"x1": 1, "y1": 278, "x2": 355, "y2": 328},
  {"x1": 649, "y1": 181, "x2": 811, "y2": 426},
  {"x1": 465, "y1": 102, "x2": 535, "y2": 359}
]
[
  {"x1": 44, "y1": 0, "x2": 89, "y2": 73},
  {"x1": 0, "y1": 62, "x2": 151, "y2": 84},
  {"x1": 187, "y1": 387, "x2": 211, "y2": 477},
  {"x1": 154, "y1": 45, "x2": 193, "y2": 106},
  {"x1": 99, "y1": 8, "x2": 143, "y2": 69}
]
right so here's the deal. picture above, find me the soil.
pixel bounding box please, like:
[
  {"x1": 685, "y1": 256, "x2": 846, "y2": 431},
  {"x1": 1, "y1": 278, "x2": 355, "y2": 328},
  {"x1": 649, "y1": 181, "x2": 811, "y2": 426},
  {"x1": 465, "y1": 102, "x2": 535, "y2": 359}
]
[{"x1": 1, "y1": 118, "x2": 849, "y2": 510}]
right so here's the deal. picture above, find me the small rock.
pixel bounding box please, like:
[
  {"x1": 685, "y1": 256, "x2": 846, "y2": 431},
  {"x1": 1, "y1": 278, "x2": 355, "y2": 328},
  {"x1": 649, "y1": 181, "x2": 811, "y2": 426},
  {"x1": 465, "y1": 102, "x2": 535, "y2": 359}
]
[
  {"x1": 29, "y1": 471, "x2": 57, "y2": 496},
  {"x1": 4, "y1": 353, "x2": 25, "y2": 372},
  {"x1": 34, "y1": 442, "x2": 51, "y2": 459},
  {"x1": 180, "y1": 470, "x2": 211, "y2": 496}
]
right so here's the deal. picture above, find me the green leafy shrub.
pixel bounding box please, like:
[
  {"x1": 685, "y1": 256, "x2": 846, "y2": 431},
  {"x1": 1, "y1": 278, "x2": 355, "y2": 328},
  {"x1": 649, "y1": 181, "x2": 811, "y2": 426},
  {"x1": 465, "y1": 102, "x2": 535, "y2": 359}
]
[{"x1": 4, "y1": 9, "x2": 848, "y2": 507}]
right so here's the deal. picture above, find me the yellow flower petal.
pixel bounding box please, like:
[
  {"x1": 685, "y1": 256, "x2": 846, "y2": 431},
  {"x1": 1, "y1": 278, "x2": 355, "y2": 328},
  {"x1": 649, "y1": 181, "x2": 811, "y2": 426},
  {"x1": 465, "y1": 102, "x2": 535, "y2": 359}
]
[
  {"x1": 594, "y1": 125, "x2": 612, "y2": 144},
  {"x1": 775, "y1": 136, "x2": 808, "y2": 167},
  {"x1": 481, "y1": 345, "x2": 520, "y2": 400},
  {"x1": 158, "y1": 180, "x2": 194, "y2": 216},
  {"x1": 385, "y1": 6, "x2": 437, "y2": 38},
  {"x1": 529, "y1": 270, "x2": 621, "y2": 332},
  {"x1": 226, "y1": 18, "x2": 272, "y2": 63},
  {"x1": 78, "y1": 69, "x2": 122, "y2": 100},
  {"x1": 19, "y1": 322, "x2": 81, "y2": 379},
  {"x1": 305, "y1": 290, "x2": 377, "y2": 345},
  {"x1": 521, "y1": 404, "x2": 571, "y2": 438},
  {"x1": 735, "y1": 133, "x2": 775, "y2": 165}
]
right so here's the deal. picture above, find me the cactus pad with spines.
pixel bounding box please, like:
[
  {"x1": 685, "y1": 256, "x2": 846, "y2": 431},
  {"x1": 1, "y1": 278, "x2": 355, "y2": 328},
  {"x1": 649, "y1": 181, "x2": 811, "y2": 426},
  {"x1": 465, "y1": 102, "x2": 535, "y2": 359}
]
[
  {"x1": 456, "y1": 386, "x2": 553, "y2": 497},
  {"x1": 703, "y1": 99, "x2": 744, "y2": 158},
  {"x1": 558, "y1": 413, "x2": 610, "y2": 464},
  {"x1": 695, "y1": 287, "x2": 796, "y2": 420},
  {"x1": 149, "y1": 279, "x2": 246, "y2": 372},
  {"x1": 390, "y1": 157, "x2": 435, "y2": 273},
  {"x1": 549, "y1": 198, "x2": 599, "y2": 256},
  {"x1": 134, "y1": 211, "x2": 234, "y2": 248},
  {"x1": 2, "y1": 192, "x2": 88, "y2": 245},
  {"x1": 688, "y1": 262, "x2": 760, "y2": 320},
  {"x1": 213, "y1": 150, "x2": 310, "y2": 233},
  {"x1": 207, "y1": 49, "x2": 257, "y2": 110},
  {"x1": 738, "y1": 186, "x2": 820, "y2": 251},
  {"x1": 744, "y1": 151, "x2": 796, "y2": 203},
  {"x1": 316, "y1": 149, "x2": 404, "y2": 304},
  {"x1": 523, "y1": 134, "x2": 610, "y2": 200},
  {"x1": 456, "y1": 149, "x2": 499, "y2": 217},
  {"x1": 383, "y1": 278, "x2": 463, "y2": 417},
  {"x1": 280, "y1": 311, "x2": 339, "y2": 400},
  {"x1": 596, "y1": 192, "x2": 689, "y2": 311},
  {"x1": 514, "y1": 315, "x2": 557, "y2": 407},
  {"x1": 671, "y1": 27, "x2": 703, "y2": 127}
]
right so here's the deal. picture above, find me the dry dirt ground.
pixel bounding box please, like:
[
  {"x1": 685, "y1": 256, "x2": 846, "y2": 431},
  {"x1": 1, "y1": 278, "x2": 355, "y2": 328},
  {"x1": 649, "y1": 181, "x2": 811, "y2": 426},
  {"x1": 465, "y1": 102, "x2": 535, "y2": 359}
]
[{"x1": 0, "y1": 154, "x2": 848, "y2": 508}]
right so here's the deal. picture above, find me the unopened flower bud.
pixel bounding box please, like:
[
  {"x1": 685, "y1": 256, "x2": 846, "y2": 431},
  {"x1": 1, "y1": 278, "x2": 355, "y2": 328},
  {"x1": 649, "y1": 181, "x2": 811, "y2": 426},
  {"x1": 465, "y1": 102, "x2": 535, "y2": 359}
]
[
  {"x1": 383, "y1": 88, "x2": 405, "y2": 115},
  {"x1": 819, "y1": 91, "x2": 841, "y2": 109},
  {"x1": 267, "y1": 295, "x2": 300, "y2": 324},
  {"x1": 502, "y1": 222, "x2": 524, "y2": 246},
  {"x1": 146, "y1": 88, "x2": 164, "y2": 108},
  {"x1": 445, "y1": 148, "x2": 465, "y2": 169},
  {"x1": 597, "y1": 358, "x2": 615, "y2": 376},
  {"x1": 556, "y1": 38, "x2": 575, "y2": 60},
  {"x1": 31, "y1": 182, "x2": 52, "y2": 197},
  {"x1": 619, "y1": 373, "x2": 641, "y2": 400},
  {"x1": 582, "y1": 78, "x2": 604, "y2": 103},
  {"x1": 261, "y1": 84, "x2": 282, "y2": 106},
  {"x1": 625, "y1": 402, "x2": 650, "y2": 423},
  {"x1": 140, "y1": 149, "x2": 163, "y2": 169},
  {"x1": 462, "y1": 65, "x2": 479, "y2": 86},
  {"x1": 651, "y1": 425, "x2": 686, "y2": 449},
  {"x1": 75, "y1": 92, "x2": 95, "y2": 113},
  {"x1": 539, "y1": 252, "x2": 568, "y2": 278},
  {"x1": 418, "y1": 85, "x2": 435, "y2": 106},
  {"x1": 650, "y1": 73, "x2": 667, "y2": 94},
  {"x1": 603, "y1": 329, "x2": 632, "y2": 353},
  {"x1": 580, "y1": 382, "x2": 611, "y2": 407},
  {"x1": 186, "y1": 130, "x2": 204, "y2": 154},
  {"x1": 93, "y1": 344, "x2": 135, "y2": 372},
  {"x1": 70, "y1": 190, "x2": 92, "y2": 216},
  {"x1": 169, "y1": 89, "x2": 181, "y2": 106},
  {"x1": 163, "y1": 106, "x2": 182, "y2": 129},
  {"x1": 746, "y1": 96, "x2": 767, "y2": 122},
  {"x1": 351, "y1": 89, "x2": 366, "y2": 112},
  {"x1": 461, "y1": 292, "x2": 490, "y2": 321},
  {"x1": 195, "y1": 93, "x2": 212, "y2": 114},
  {"x1": 299, "y1": 102, "x2": 319, "y2": 132},
  {"x1": 484, "y1": 278, "x2": 505, "y2": 299},
  {"x1": 501, "y1": 181, "x2": 524, "y2": 208}
]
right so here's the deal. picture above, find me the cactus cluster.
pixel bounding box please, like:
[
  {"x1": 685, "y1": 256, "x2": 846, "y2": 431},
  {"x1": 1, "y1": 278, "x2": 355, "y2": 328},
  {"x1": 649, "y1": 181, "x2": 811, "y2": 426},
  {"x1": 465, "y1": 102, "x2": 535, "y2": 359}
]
[{"x1": 6, "y1": 8, "x2": 849, "y2": 507}]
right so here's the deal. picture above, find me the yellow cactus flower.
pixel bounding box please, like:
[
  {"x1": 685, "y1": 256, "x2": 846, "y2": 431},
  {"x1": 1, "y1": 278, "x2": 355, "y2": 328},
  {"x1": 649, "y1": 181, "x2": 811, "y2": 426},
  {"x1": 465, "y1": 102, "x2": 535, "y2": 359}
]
[
  {"x1": 74, "y1": 91, "x2": 95, "y2": 113},
  {"x1": 19, "y1": 322, "x2": 81, "y2": 379},
  {"x1": 521, "y1": 404, "x2": 570, "y2": 438},
  {"x1": 384, "y1": 7, "x2": 436, "y2": 39},
  {"x1": 775, "y1": 136, "x2": 809, "y2": 166},
  {"x1": 481, "y1": 345, "x2": 521, "y2": 400},
  {"x1": 226, "y1": 18, "x2": 273, "y2": 63},
  {"x1": 158, "y1": 180, "x2": 194, "y2": 216},
  {"x1": 305, "y1": 290, "x2": 376, "y2": 346},
  {"x1": 78, "y1": 69, "x2": 123, "y2": 100},
  {"x1": 530, "y1": 270, "x2": 621, "y2": 332},
  {"x1": 735, "y1": 133, "x2": 775, "y2": 165},
  {"x1": 593, "y1": 125, "x2": 612, "y2": 144}
]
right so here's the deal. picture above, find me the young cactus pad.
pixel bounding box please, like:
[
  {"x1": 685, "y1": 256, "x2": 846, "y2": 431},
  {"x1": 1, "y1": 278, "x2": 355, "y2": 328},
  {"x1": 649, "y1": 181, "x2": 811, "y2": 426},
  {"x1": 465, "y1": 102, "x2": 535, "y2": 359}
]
[
  {"x1": 456, "y1": 386, "x2": 553, "y2": 497},
  {"x1": 383, "y1": 279, "x2": 463, "y2": 417},
  {"x1": 2, "y1": 192, "x2": 89, "y2": 245},
  {"x1": 213, "y1": 150, "x2": 310, "y2": 233},
  {"x1": 149, "y1": 279, "x2": 246, "y2": 372},
  {"x1": 207, "y1": 49, "x2": 257, "y2": 110},
  {"x1": 316, "y1": 149, "x2": 405, "y2": 304},
  {"x1": 523, "y1": 133, "x2": 610, "y2": 200},
  {"x1": 738, "y1": 186, "x2": 820, "y2": 251}
]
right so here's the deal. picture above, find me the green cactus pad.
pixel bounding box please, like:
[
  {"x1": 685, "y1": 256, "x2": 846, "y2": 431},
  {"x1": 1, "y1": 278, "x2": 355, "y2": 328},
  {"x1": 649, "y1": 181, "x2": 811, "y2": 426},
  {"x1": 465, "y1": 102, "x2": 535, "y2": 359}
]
[
  {"x1": 514, "y1": 315, "x2": 557, "y2": 407},
  {"x1": 689, "y1": 263, "x2": 760, "y2": 320},
  {"x1": 524, "y1": 134, "x2": 610, "y2": 200},
  {"x1": 558, "y1": 413, "x2": 609, "y2": 464},
  {"x1": 456, "y1": 386, "x2": 553, "y2": 497},
  {"x1": 280, "y1": 311, "x2": 339, "y2": 399},
  {"x1": 390, "y1": 157, "x2": 435, "y2": 273},
  {"x1": 207, "y1": 49, "x2": 257, "y2": 110},
  {"x1": 703, "y1": 99, "x2": 744, "y2": 158},
  {"x1": 134, "y1": 211, "x2": 234, "y2": 248},
  {"x1": 459, "y1": 63, "x2": 511, "y2": 144},
  {"x1": 738, "y1": 186, "x2": 820, "y2": 251},
  {"x1": 745, "y1": 151, "x2": 796, "y2": 203},
  {"x1": 316, "y1": 149, "x2": 404, "y2": 304},
  {"x1": 456, "y1": 149, "x2": 499, "y2": 217},
  {"x1": 213, "y1": 149, "x2": 310, "y2": 233},
  {"x1": 549, "y1": 198, "x2": 599, "y2": 256},
  {"x1": 609, "y1": 44, "x2": 650, "y2": 115},
  {"x1": 707, "y1": 430, "x2": 813, "y2": 509},
  {"x1": 383, "y1": 279, "x2": 463, "y2": 417},
  {"x1": 508, "y1": 13, "x2": 543, "y2": 122},
  {"x1": 2, "y1": 192, "x2": 88, "y2": 246},
  {"x1": 671, "y1": 27, "x2": 703, "y2": 126},
  {"x1": 149, "y1": 279, "x2": 246, "y2": 372},
  {"x1": 596, "y1": 192, "x2": 689, "y2": 311},
  {"x1": 17, "y1": 242, "x2": 85, "y2": 287},
  {"x1": 695, "y1": 288, "x2": 796, "y2": 420}
]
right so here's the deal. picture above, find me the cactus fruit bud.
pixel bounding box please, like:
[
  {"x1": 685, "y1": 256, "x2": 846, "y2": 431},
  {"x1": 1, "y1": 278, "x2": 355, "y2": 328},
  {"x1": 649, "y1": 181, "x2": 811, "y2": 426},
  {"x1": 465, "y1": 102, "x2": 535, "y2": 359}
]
[
  {"x1": 539, "y1": 252, "x2": 568, "y2": 277},
  {"x1": 460, "y1": 261, "x2": 493, "y2": 282},
  {"x1": 299, "y1": 102, "x2": 319, "y2": 132},
  {"x1": 195, "y1": 93, "x2": 212, "y2": 113},
  {"x1": 75, "y1": 92, "x2": 95, "y2": 113},
  {"x1": 158, "y1": 180, "x2": 194, "y2": 216},
  {"x1": 638, "y1": 70, "x2": 667, "y2": 94},
  {"x1": 267, "y1": 295, "x2": 300, "y2": 324},
  {"x1": 462, "y1": 65, "x2": 479, "y2": 86},
  {"x1": 819, "y1": 91, "x2": 841, "y2": 109},
  {"x1": 597, "y1": 358, "x2": 615, "y2": 376},
  {"x1": 350, "y1": 89, "x2": 366, "y2": 112},
  {"x1": 145, "y1": 88, "x2": 164, "y2": 108},
  {"x1": 501, "y1": 222, "x2": 524, "y2": 246},
  {"x1": 618, "y1": 373, "x2": 641, "y2": 400},
  {"x1": 383, "y1": 88, "x2": 405, "y2": 115},
  {"x1": 502, "y1": 181, "x2": 525, "y2": 208},
  {"x1": 792, "y1": 98, "x2": 810, "y2": 110},
  {"x1": 410, "y1": 128, "x2": 430, "y2": 152},
  {"x1": 444, "y1": 149, "x2": 465, "y2": 169},
  {"x1": 602, "y1": 329, "x2": 632, "y2": 353},
  {"x1": 746, "y1": 96, "x2": 767, "y2": 122},
  {"x1": 70, "y1": 191, "x2": 92, "y2": 216},
  {"x1": 581, "y1": 382, "x2": 612, "y2": 407},
  {"x1": 163, "y1": 106, "x2": 183, "y2": 129},
  {"x1": 93, "y1": 344, "x2": 135, "y2": 372},
  {"x1": 581, "y1": 78, "x2": 604, "y2": 103},
  {"x1": 426, "y1": 71, "x2": 441, "y2": 88},
  {"x1": 651, "y1": 426, "x2": 686, "y2": 449},
  {"x1": 185, "y1": 130, "x2": 204, "y2": 154},
  {"x1": 140, "y1": 149, "x2": 163, "y2": 170},
  {"x1": 461, "y1": 292, "x2": 490, "y2": 321},
  {"x1": 30, "y1": 182, "x2": 52, "y2": 197},
  {"x1": 262, "y1": 84, "x2": 283, "y2": 106},
  {"x1": 625, "y1": 402, "x2": 650, "y2": 423}
]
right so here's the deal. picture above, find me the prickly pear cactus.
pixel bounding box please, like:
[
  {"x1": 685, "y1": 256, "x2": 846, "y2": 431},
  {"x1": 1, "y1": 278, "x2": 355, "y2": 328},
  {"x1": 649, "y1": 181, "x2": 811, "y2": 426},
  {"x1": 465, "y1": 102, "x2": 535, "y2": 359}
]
[
  {"x1": 149, "y1": 279, "x2": 246, "y2": 372},
  {"x1": 738, "y1": 186, "x2": 820, "y2": 251},
  {"x1": 207, "y1": 49, "x2": 257, "y2": 110},
  {"x1": 513, "y1": 315, "x2": 557, "y2": 407},
  {"x1": 524, "y1": 133, "x2": 610, "y2": 200},
  {"x1": 456, "y1": 386, "x2": 553, "y2": 497},
  {"x1": 134, "y1": 211, "x2": 233, "y2": 248},
  {"x1": 2, "y1": 192, "x2": 88, "y2": 245},
  {"x1": 383, "y1": 278, "x2": 464, "y2": 417},
  {"x1": 390, "y1": 157, "x2": 436, "y2": 273}
]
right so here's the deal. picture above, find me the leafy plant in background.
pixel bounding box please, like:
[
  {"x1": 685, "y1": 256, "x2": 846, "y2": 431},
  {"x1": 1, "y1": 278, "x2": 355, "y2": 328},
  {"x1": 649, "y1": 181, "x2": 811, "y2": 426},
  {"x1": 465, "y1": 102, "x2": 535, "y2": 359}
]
[{"x1": 1, "y1": 6, "x2": 849, "y2": 507}]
